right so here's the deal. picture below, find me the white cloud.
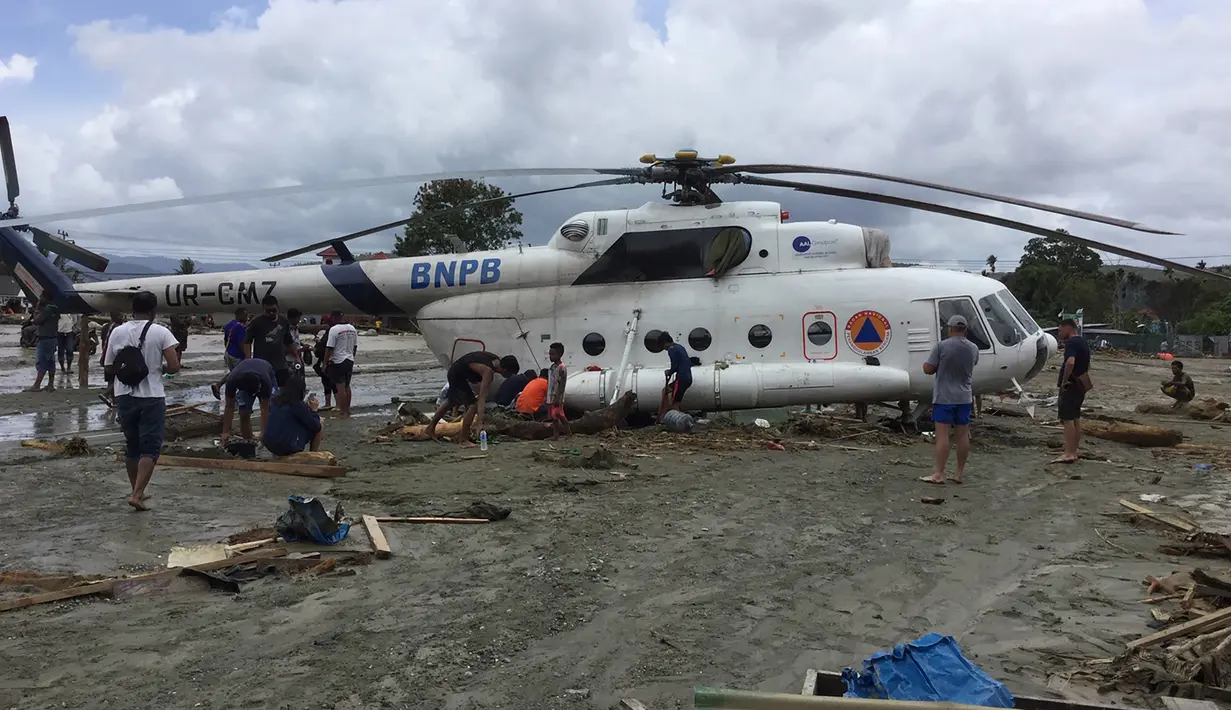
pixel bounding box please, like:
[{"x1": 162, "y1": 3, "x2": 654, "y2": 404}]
[
  {"x1": 6, "y1": 0, "x2": 1231, "y2": 267},
  {"x1": 0, "y1": 54, "x2": 37, "y2": 84}
]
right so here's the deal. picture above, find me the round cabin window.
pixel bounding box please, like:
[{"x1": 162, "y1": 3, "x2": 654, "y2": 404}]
[
  {"x1": 582, "y1": 332, "x2": 606, "y2": 356},
  {"x1": 644, "y1": 329, "x2": 665, "y2": 353},
  {"x1": 688, "y1": 327, "x2": 712, "y2": 351},
  {"x1": 807, "y1": 320, "x2": 833, "y2": 346},
  {"x1": 758, "y1": 249, "x2": 769, "y2": 258},
  {"x1": 748, "y1": 324, "x2": 773, "y2": 349}
]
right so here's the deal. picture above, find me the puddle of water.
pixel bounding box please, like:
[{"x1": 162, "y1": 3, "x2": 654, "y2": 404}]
[{"x1": 0, "y1": 367, "x2": 446, "y2": 443}]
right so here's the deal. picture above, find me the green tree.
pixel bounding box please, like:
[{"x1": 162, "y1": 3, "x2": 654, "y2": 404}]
[
  {"x1": 1017, "y1": 233, "x2": 1102, "y2": 275},
  {"x1": 394, "y1": 179, "x2": 524, "y2": 257},
  {"x1": 176, "y1": 258, "x2": 198, "y2": 275},
  {"x1": 985, "y1": 254, "x2": 997, "y2": 273},
  {"x1": 1178, "y1": 296, "x2": 1231, "y2": 334},
  {"x1": 1001, "y1": 235, "x2": 1111, "y2": 321}
]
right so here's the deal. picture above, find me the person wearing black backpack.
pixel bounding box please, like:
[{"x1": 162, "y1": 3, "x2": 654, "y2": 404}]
[{"x1": 102, "y1": 291, "x2": 181, "y2": 512}]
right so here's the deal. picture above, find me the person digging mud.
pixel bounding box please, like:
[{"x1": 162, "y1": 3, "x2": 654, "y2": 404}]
[
  {"x1": 1161, "y1": 360, "x2": 1195, "y2": 407},
  {"x1": 425, "y1": 351, "x2": 520, "y2": 447},
  {"x1": 220, "y1": 358, "x2": 276, "y2": 449}
]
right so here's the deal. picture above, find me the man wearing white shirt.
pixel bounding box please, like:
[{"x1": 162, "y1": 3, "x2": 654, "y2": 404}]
[
  {"x1": 103, "y1": 291, "x2": 181, "y2": 511},
  {"x1": 324, "y1": 313, "x2": 358, "y2": 418}
]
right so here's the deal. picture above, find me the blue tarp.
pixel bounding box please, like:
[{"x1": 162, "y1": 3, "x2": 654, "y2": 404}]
[{"x1": 841, "y1": 633, "x2": 1015, "y2": 707}]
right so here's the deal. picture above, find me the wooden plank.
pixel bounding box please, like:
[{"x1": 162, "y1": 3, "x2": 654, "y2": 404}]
[
  {"x1": 0, "y1": 548, "x2": 287, "y2": 613},
  {"x1": 154, "y1": 455, "x2": 347, "y2": 478},
  {"x1": 20, "y1": 440, "x2": 64, "y2": 453},
  {"x1": 800, "y1": 669, "x2": 819, "y2": 696},
  {"x1": 374, "y1": 516, "x2": 489, "y2": 524},
  {"x1": 1160, "y1": 698, "x2": 1221, "y2": 710},
  {"x1": 1127, "y1": 604, "x2": 1231, "y2": 650},
  {"x1": 77, "y1": 320, "x2": 88, "y2": 388},
  {"x1": 362, "y1": 515, "x2": 392, "y2": 559},
  {"x1": 620, "y1": 700, "x2": 648, "y2": 710},
  {"x1": 1118, "y1": 499, "x2": 1198, "y2": 533}
]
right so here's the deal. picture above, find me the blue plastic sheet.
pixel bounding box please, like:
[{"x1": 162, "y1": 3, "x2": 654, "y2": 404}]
[{"x1": 841, "y1": 633, "x2": 1015, "y2": 707}]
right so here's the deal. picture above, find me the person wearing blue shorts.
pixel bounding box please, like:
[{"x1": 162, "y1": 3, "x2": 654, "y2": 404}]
[
  {"x1": 220, "y1": 358, "x2": 276, "y2": 449},
  {"x1": 920, "y1": 315, "x2": 980, "y2": 485}
]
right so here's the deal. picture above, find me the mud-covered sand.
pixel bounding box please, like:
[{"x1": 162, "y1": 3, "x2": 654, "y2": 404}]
[{"x1": 1, "y1": 330, "x2": 1229, "y2": 710}]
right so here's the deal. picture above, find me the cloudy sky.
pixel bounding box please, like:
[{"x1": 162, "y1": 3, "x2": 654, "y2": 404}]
[{"x1": 2, "y1": 0, "x2": 1229, "y2": 272}]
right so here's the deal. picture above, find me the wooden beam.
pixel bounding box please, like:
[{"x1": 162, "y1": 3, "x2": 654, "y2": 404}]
[
  {"x1": 153, "y1": 454, "x2": 346, "y2": 478},
  {"x1": 0, "y1": 548, "x2": 287, "y2": 613},
  {"x1": 373, "y1": 516, "x2": 489, "y2": 524},
  {"x1": 620, "y1": 700, "x2": 649, "y2": 710},
  {"x1": 1127, "y1": 604, "x2": 1231, "y2": 650},
  {"x1": 362, "y1": 515, "x2": 392, "y2": 559},
  {"x1": 1118, "y1": 499, "x2": 1198, "y2": 533}
]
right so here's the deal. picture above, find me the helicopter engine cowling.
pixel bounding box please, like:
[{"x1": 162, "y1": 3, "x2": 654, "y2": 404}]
[{"x1": 775, "y1": 221, "x2": 888, "y2": 271}]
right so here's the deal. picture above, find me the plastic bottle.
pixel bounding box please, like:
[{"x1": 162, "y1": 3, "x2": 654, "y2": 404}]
[
  {"x1": 661, "y1": 410, "x2": 695, "y2": 433},
  {"x1": 479, "y1": 430, "x2": 488, "y2": 451}
]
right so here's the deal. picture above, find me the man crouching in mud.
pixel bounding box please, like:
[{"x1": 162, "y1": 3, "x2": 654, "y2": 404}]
[{"x1": 425, "y1": 351, "x2": 520, "y2": 447}]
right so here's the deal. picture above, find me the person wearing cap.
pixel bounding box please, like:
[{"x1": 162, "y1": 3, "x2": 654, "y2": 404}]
[
  {"x1": 920, "y1": 314, "x2": 980, "y2": 485},
  {"x1": 220, "y1": 357, "x2": 276, "y2": 448}
]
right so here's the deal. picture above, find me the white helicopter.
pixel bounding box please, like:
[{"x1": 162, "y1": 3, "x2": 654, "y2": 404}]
[{"x1": 1, "y1": 116, "x2": 1223, "y2": 415}]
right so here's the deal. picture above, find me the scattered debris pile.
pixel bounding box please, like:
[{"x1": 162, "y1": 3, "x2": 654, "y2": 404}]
[
  {"x1": 20, "y1": 437, "x2": 93, "y2": 456},
  {"x1": 164, "y1": 404, "x2": 223, "y2": 440},
  {"x1": 393, "y1": 392, "x2": 638, "y2": 442},
  {"x1": 1137, "y1": 398, "x2": 1230, "y2": 422},
  {"x1": 1094, "y1": 567, "x2": 1231, "y2": 700}
]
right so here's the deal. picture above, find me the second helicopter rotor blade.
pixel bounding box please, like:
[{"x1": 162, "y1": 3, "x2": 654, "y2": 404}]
[
  {"x1": 743, "y1": 175, "x2": 1227, "y2": 282},
  {"x1": 0, "y1": 167, "x2": 621, "y2": 230},
  {"x1": 728, "y1": 164, "x2": 1178, "y2": 235},
  {"x1": 263, "y1": 176, "x2": 636, "y2": 262}
]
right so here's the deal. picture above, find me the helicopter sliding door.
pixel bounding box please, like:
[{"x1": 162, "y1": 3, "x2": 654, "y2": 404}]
[{"x1": 426, "y1": 316, "x2": 542, "y2": 371}]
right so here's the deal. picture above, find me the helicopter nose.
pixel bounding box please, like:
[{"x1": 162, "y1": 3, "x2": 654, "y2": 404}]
[{"x1": 1043, "y1": 332, "x2": 1058, "y2": 355}]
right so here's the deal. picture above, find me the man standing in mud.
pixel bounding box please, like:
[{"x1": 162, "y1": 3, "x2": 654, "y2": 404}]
[
  {"x1": 103, "y1": 290, "x2": 181, "y2": 511},
  {"x1": 920, "y1": 315, "x2": 979, "y2": 485},
  {"x1": 1052, "y1": 318, "x2": 1091, "y2": 464},
  {"x1": 425, "y1": 351, "x2": 520, "y2": 447},
  {"x1": 27, "y1": 295, "x2": 60, "y2": 393},
  {"x1": 242, "y1": 295, "x2": 299, "y2": 387}
]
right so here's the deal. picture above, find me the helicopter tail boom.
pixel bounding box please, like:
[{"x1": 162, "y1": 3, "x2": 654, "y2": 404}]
[{"x1": 0, "y1": 226, "x2": 95, "y2": 311}]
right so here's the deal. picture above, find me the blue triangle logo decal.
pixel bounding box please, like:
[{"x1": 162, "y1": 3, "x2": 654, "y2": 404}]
[{"x1": 853, "y1": 317, "x2": 882, "y2": 344}]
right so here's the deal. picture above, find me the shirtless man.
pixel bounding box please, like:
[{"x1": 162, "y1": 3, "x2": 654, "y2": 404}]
[
  {"x1": 425, "y1": 351, "x2": 519, "y2": 447},
  {"x1": 1161, "y1": 360, "x2": 1195, "y2": 407}
]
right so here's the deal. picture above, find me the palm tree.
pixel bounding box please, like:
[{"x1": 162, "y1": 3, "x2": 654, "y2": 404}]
[
  {"x1": 985, "y1": 254, "x2": 997, "y2": 273},
  {"x1": 176, "y1": 258, "x2": 198, "y2": 275}
]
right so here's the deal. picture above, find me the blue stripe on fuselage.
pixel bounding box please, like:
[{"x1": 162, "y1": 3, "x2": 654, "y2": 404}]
[{"x1": 320, "y1": 262, "x2": 404, "y2": 315}]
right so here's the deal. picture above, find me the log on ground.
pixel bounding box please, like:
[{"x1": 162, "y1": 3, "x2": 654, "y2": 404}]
[
  {"x1": 1083, "y1": 420, "x2": 1183, "y2": 448},
  {"x1": 398, "y1": 392, "x2": 637, "y2": 441},
  {"x1": 1137, "y1": 398, "x2": 1229, "y2": 421}
]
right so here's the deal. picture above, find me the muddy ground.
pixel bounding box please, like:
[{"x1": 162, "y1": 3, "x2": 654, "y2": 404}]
[{"x1": 1, "y1": 330, "x2": 1229, "y2": 710}]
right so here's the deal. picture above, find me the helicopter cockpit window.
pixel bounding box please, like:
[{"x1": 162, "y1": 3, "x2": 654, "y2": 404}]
[
  {"x1": 996, "y1": 288, "x2": 1040, "y2": 335},
  {"x1": 978, "y1": 294, "x2": 1023, "y2": 347},
  {"x1": 937, "y1": 298, "x2": 992, "y2": 351},
  {"x1": 573, "y1": 226, "x2": 752, "y2": 286}
]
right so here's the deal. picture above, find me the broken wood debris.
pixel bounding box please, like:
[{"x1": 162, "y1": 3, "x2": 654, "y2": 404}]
[
  {"x1": 361, "y1": 515, "x2": 392, "y2": 559},
  {"x1": 1083, "y1": 421, "x2": 1184, "y2": 448},
  {"x1": 0, "y1": 548, "x2": 289, "y2": 613},
  {"x1": 20, "y1": 437, "x2": 93, "y2": 456},
  {"x1": 152, "y1": 454, "x2": 347, "y2": 478}
]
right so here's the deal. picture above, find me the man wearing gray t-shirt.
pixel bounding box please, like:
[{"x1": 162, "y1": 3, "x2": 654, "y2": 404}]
[{"x1": 920, "y1": 315, "x2": 980, "y2": 485}]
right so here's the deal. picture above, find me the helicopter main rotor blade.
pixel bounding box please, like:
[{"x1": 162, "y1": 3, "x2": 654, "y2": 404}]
[
  {"x1": 742, "y1": 175, "x2": 1228, "y2": 282},
  {"x1": 0, "y1": 168, "x2": 620, "y2": 230},
  {"x1": 263, "y1": 176, "x2": 637, "y2": 262},
  {"x1": 729, "y1": 164, "x2": 1178, "y2": 235}
]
